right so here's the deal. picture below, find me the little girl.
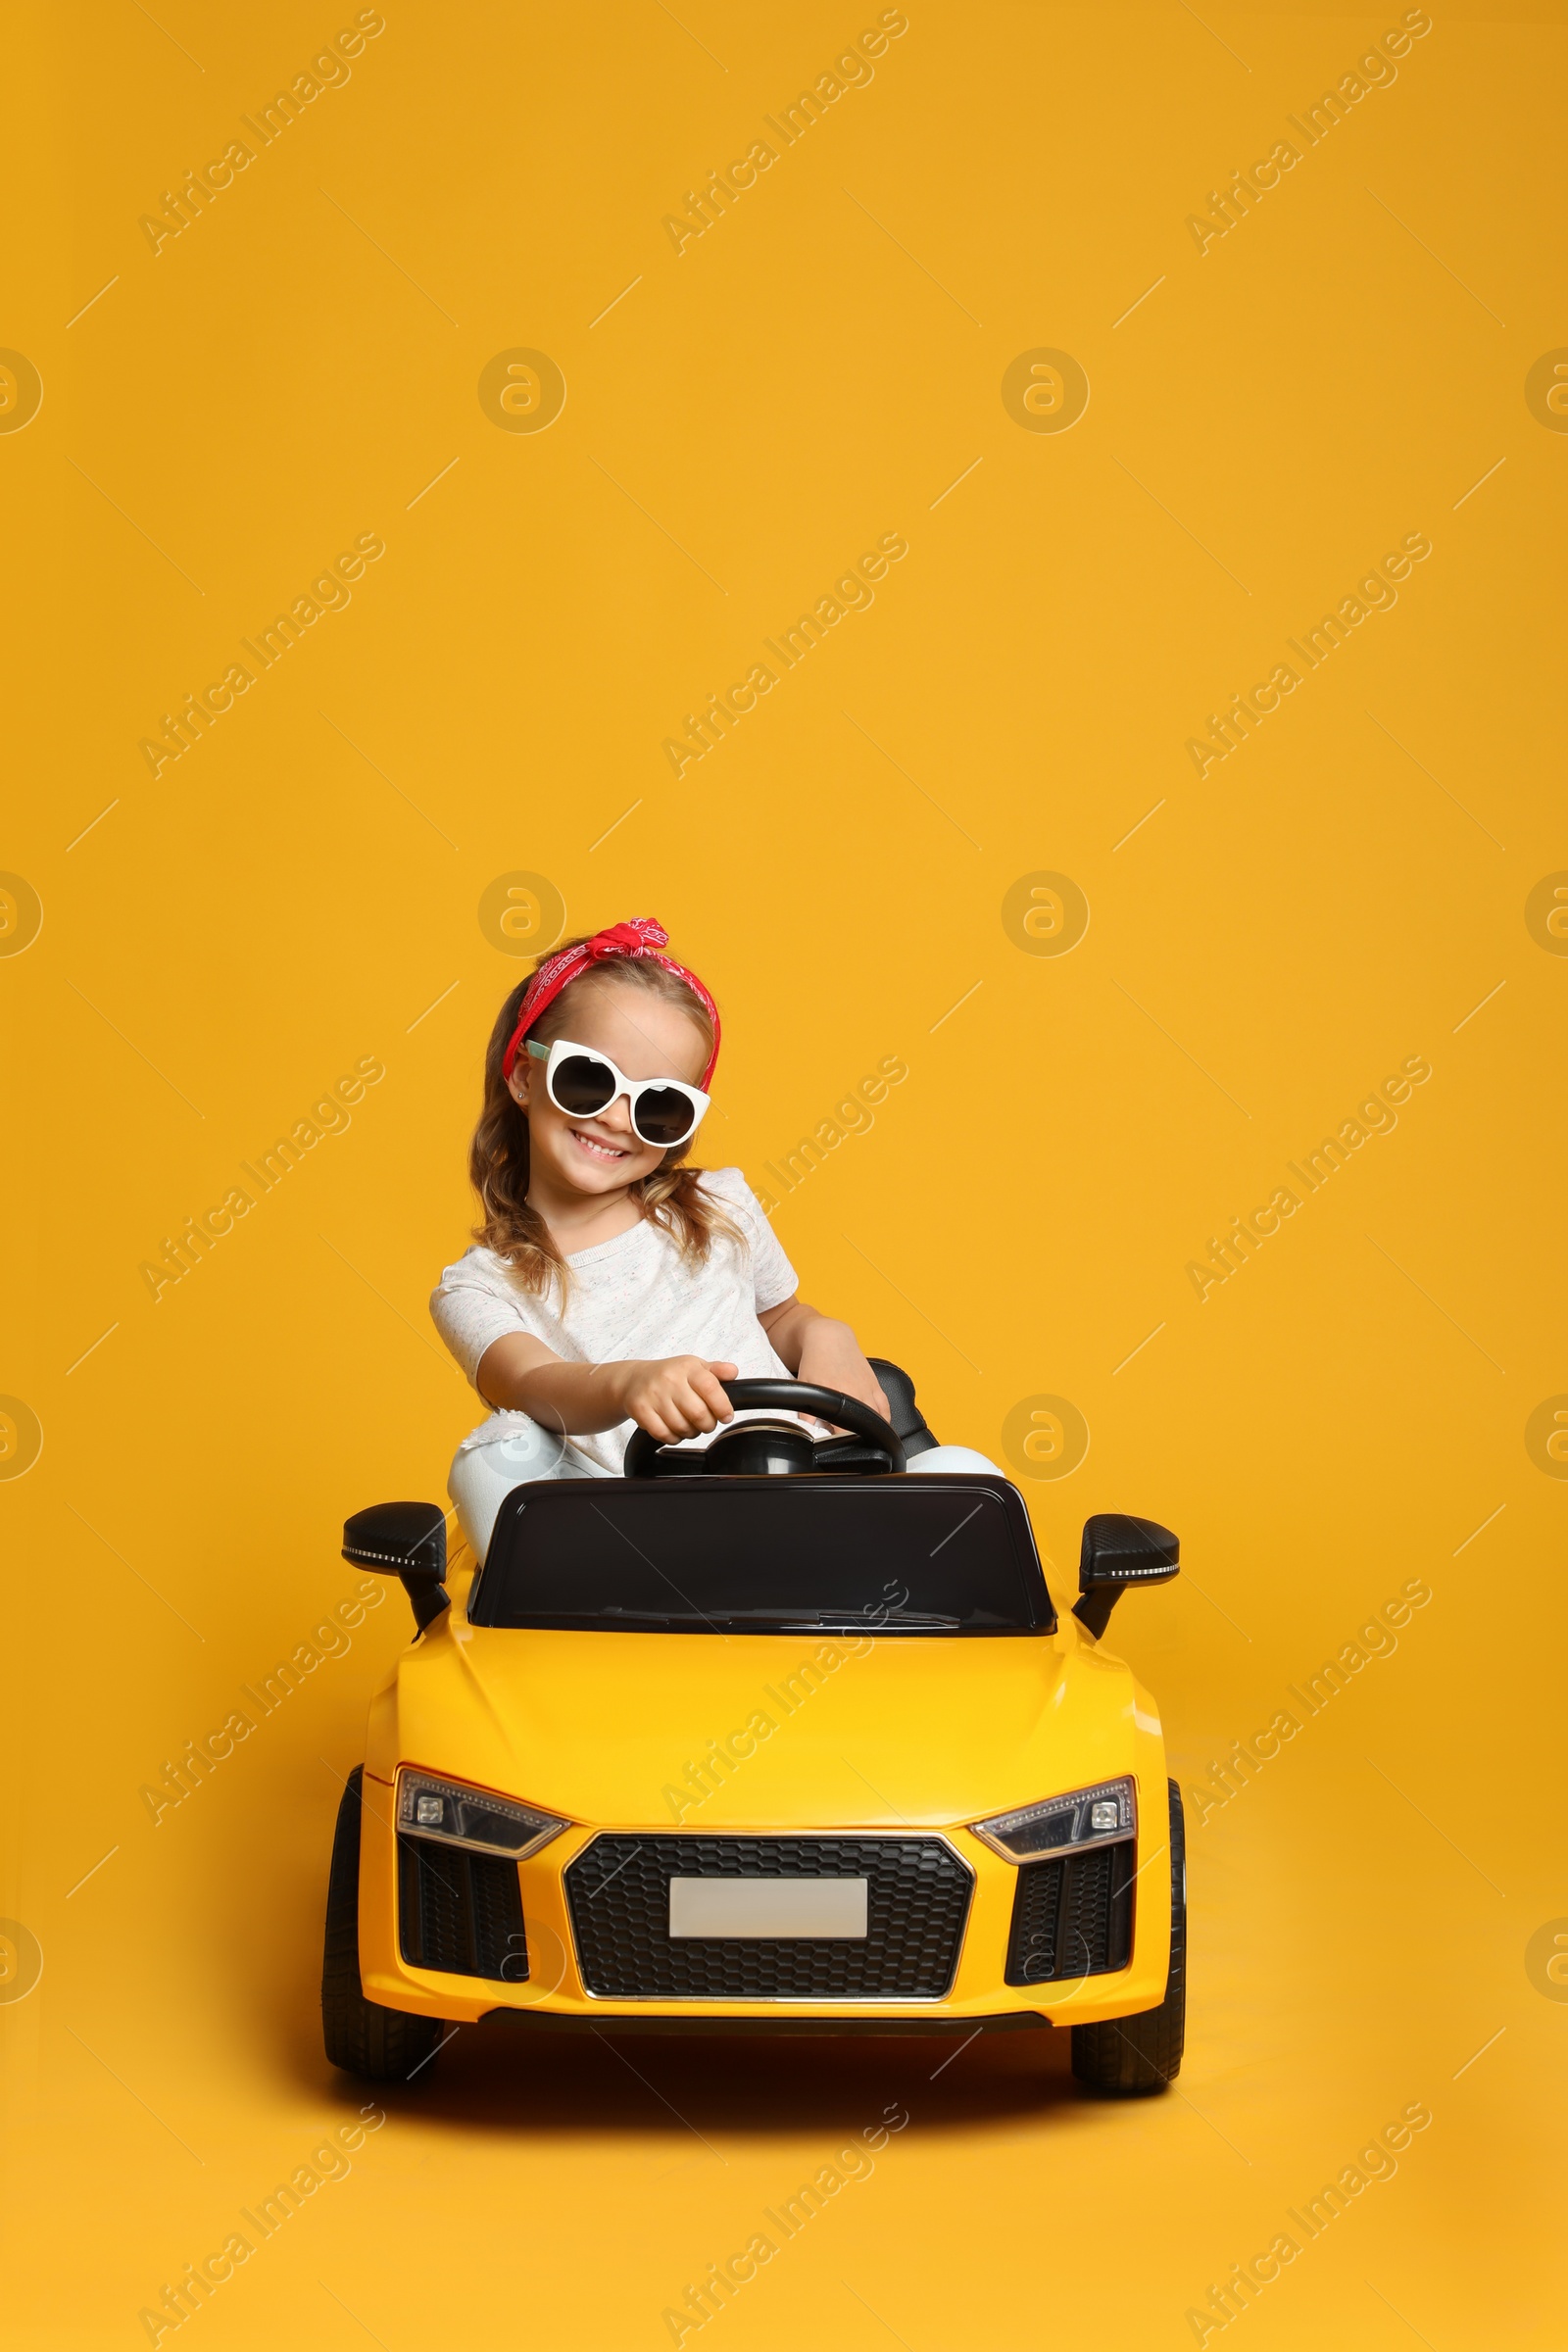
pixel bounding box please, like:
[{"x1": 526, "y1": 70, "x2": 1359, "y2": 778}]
[{"x1": 431, "y1": 915, "x2": 994, "y2": 1557}]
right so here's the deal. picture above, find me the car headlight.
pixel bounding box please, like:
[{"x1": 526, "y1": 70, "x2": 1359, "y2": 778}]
[
  {"x1": 396, "y1": 1768, "x2": 566, "y2": 1861},
  {"x1": 970, "y1": 1776, "x2": 1136, "y2": 1864}
]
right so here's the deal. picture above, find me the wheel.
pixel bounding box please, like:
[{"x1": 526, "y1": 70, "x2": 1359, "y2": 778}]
[
  {"x1": 321, "y1": 1767, "x2": 443, "y2": 2082},
  {"x1": 623, "y1": 1376, "x2": 905, "y2": 1478},
  {"x1": 1071, "y1": 1779, "x2": 1186, "y2": 2096}
]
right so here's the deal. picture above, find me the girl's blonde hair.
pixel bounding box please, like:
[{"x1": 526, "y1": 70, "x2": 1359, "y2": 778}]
[{"x1": 469, "y1": 945, "x2": 738, "y2": 1293}]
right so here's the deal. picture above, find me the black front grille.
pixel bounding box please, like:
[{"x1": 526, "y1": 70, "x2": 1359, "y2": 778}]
[
  {"x1": 565, "y1": 1835, "x2": 972, "y2": 2000},
  {"x1": 397, "y1": 1835, "x2": 528, "y2": 1981},
  {"x1": 1004, "y1": 1842, "x2": 1134, "y2": 1985}
]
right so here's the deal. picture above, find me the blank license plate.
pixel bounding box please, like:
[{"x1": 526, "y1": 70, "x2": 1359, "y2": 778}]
[{"x1": 667, "y1": 1877, "x2": 869, "y2": 1939}]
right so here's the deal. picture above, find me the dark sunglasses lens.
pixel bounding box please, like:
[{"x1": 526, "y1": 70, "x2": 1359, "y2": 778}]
[
  {"x1": 633, "y1": 1086, "x2": 697, "y2": 1146},
  {"x1": 552, "y1": 1054, "x2": 616, "y2": 1115}
]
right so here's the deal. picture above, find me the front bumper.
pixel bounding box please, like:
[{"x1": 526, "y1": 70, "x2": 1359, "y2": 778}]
[{"x1": 355, "y1": 1772, "x2": 1173, "y2": 2030}]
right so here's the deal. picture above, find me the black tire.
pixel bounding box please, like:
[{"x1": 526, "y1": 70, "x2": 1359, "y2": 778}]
[
  {"x1": 321, "y1": 1767, "x2": 443, "y2": 2082},
  {"x1": 1071, "y1": 1779, "x2": 1186, "y2": 2096}
]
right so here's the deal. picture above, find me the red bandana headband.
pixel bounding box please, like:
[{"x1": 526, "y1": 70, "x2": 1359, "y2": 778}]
[{"x1": 501, "y1": 916, "x2": 721, "y2": 1088}]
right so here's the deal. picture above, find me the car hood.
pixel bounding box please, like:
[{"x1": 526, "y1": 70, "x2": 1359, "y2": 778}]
[{"x1": 368, "y1": 1590, "x2": 1158, "y2": 1830}]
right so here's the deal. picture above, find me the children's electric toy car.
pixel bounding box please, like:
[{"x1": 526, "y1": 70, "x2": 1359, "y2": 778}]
[{"x1": 321, "y1": 1365, "x2": 1185, "y2": 2094}]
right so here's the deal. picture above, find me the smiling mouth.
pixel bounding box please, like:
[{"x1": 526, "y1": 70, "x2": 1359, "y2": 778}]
[{"x1": 569, "y1": 1126, "x2": 632, "y2": 1163}]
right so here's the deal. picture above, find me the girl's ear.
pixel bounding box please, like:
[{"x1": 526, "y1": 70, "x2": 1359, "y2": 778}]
[{"x1": 507, "y1": 1059, "x2": 531, "y2": 1111}]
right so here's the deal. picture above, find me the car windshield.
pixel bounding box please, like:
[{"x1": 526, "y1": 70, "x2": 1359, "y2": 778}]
[{"x1": 468, "y1": 1475, "x2": 1054, "y2": 1636}]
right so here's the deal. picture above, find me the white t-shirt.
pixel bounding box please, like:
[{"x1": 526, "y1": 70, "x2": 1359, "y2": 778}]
[{"x1": 429, "y1": 1167, "x2": 801, "y2": 1477}]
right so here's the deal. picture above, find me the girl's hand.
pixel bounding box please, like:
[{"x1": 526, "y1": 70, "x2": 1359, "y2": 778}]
[
  {"x1": 793, "y1": 1320, "x2": 891, "y2": 1427},
  {"x1": 758, "y1": 1299, "x2": 893, "y2": 1430},
  {"x1": 611, "y1": 1356, "x2": 739, "y2": 1444}
]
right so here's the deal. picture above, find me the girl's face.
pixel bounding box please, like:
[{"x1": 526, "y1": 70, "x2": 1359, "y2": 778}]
[{"x1": 508, "y1": 977, "x2": 710, "y2": 1198}]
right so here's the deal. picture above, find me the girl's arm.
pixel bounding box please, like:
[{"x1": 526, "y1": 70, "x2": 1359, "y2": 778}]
[
  {"x1": 474, "y1": 1333, "x2": 738, "y2": 1445},
  {"x1": 758, "y1": 1297, "x2": 891, "y2": 1420}
]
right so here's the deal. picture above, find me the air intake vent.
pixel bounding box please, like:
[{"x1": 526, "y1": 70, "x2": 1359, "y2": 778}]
[
  {"x1": 1004, "y1": 1843, "x2": 1134, "y2": 1985},
  {"x1": 397, "y1": 1836, "x2": 528, "y2": 1982}
]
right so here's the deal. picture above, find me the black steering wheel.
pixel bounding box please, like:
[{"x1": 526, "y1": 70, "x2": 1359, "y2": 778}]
[{"x1": 622, "y1": 1378, "x2": 906, "y2": 1479}]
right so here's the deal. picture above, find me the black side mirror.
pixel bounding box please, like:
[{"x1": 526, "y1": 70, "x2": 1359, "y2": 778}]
[
  {"x1": 1072, "y1": 1513, "x2": 1179, "y2": 1640},
  {"x1": 343, "y1": 1500, "x2": 450, "y2": 1632}
]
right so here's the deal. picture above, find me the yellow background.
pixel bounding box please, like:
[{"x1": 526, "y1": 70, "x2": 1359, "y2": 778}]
[{"x1": 5, "y1": 0, "x2": 1565, "y2": 2343}]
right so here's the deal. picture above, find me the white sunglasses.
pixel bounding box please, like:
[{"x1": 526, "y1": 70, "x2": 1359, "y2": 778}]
[{"x1": 526, "y1": 1037, "x2": 710, "y2": 1149}]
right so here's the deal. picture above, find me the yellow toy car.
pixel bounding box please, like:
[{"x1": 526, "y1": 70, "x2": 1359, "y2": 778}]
[{"x1": 321, "y1": 1367, "x2": 1185, "y2": 2094}]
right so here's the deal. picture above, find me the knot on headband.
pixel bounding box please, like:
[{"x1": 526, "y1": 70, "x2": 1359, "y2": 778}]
[
  {"x1": 584, "y1": 916, "x2": 668, "y2": 959},
  {"x1": 500, "y1": 915, "x2": 721, "y2": 1089}
]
